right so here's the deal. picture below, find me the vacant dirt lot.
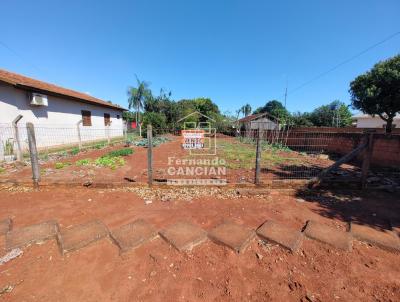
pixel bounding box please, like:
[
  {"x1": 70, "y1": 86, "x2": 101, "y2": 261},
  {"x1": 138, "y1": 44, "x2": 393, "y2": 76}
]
[
  {"x1": 0, "y1": 186, "x2": 399, "y2": 301},
  {"x1": 0, "y1": 135, "x2": 359, "y2": 185}
]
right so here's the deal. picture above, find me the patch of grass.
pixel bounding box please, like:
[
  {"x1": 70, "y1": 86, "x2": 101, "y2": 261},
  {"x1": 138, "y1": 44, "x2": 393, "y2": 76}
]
[
  {"x1": 55, "y1": 162, "x2": 71, "y2": 169},
  {"x1": 94, "y1": 156, "x2": 125, "y2": 170},
  {"x1": 76, "y1": 158, "x2": 92, "y2": 166},
  {"x1": 0, "y1": 167, "x2": 5, "y2": 173},
  {"x1": 105, "y1": 148, "x2": 133, "y2": 157},
  {"x1": 218, "y1": 140, "x2": 302, "y2": 169}
]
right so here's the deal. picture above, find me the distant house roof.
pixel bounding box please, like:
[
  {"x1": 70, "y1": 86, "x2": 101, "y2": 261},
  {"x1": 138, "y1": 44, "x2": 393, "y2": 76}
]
[
  {"x1": 352, "y1": 113, "x2": 400, "y2": 120},
  {"x1": 238, "y1": 112, "x2": 279, "y2": 123},
  {"x1": 0, "y1": 68, "x2": 126, "y2": 111}
]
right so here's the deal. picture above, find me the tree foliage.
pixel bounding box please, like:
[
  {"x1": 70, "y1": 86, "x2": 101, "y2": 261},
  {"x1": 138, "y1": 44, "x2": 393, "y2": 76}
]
[
  {"x1": 309, "y1": 100, "x2": 352, "y2": 127},
  {"x1": 350, "y1": 54, "x2": 400, "y2": 133},
  {"x1": 127, "y1": 76, "x2": 152, "y2": 123},
  {"x1": 253, "y1": 100, "x2": 290, "y2": 123},
  {"x1": 240, "y1": 104, "x2": 252, "y2": 117},
  {"x1": 290, "y1": 111, "x2": 314, "y2": 127}
]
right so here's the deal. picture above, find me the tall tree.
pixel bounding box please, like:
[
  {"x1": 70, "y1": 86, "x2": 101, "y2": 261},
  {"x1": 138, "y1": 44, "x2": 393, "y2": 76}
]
[
  {"x1": 309, "y1": 100, "x2": 352, "y2": 127},
  {"x1": 127, "y1": 76, "x2": 152, "y2": 135},
  {"x1": 290, "y1": 111, "x2": 314, "y2": 127},
  {"x1": 253, "y1": 100, "x2": 290, "y2": 123},
  {"x1": 241, "y1": 104, "x2": 252, "y2": 117},
  {"x1": 350, "y1": 54, "x2": 400, "y2": 133}
]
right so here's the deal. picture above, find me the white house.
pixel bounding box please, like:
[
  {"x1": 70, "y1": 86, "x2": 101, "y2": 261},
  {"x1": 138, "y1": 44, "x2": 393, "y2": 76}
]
[
  {"x1": 352, "y1": 113, "x2": 400, "y2": 128},
  {"x1": 0, "y1": 68, "x2": 126, "y2": 160}
]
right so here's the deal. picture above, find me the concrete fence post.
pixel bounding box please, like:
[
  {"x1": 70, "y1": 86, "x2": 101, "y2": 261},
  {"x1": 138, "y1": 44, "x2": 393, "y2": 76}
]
[
  {"x1": 76, "y1": 120, "x2": 82, "y2": 150},
  {"x1": 123, "y1": 122, "x2": 128, "y2": 142},
  {"x1": 107, "y1": 125, "x2": 111, "y2": 145},
  {"x1": 12, "y1": 115, "x2": 23, "y2": 162},
  {"x1": 254, "y1": 129, "x2": 262, "y2": 185},
  {"x1": 147, "y1": 124, "x2": 153, "y2": 186},
  {"x1": 26, "y1": 122, "x2": 40, "y2": 188}
]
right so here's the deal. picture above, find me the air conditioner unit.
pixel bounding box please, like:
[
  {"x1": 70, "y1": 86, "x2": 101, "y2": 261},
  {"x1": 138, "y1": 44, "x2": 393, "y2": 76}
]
[{"x1": 30, "y1": 93, "x2": 48, "y2": 106}]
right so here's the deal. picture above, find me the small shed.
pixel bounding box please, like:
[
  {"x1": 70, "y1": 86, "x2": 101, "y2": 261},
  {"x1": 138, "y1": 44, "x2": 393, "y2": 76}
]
[{"x1": 237, "y1": 112, "x2": 280, "y2": 133}]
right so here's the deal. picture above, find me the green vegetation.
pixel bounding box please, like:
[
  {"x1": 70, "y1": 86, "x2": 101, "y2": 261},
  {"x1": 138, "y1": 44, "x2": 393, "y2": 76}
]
[
  {"x1": 55, "y1": 162, "x2": 71, "y2": 169},
  {"x1": 70, "y1": 147, "x2": 80, "y2": 155},
  {"x1": 307, "y1": 100, "x2": 352, "y2": 127},
  {"x1": 134, "y1": 136, "x2": 170, "y2": 147},
  {"x1": 4, "y1": 139, "x2": 14, "y2": 155},
  {"x1": 218, "y1": 139, "x2": 301, "y2": 169},
  {"x1": 254, "y1": 100, "x2": 291, "y2": 123},
  {"x1": 251, "y1": 99, "x2": 352, "y2": 127},
  {"x1": 93, "y1": 142, "x2": 107, "y2": 149},
  {"x1": 76, "y1": 158, "x2": 92, "y2": 166},
  {"x1": 350, "y1": 54, "x2": 400, "y2": 133},
  {"x1": 94, "y1": 156, "x2": 125, "y2": 170},
  {"x1": 75, "y1": 148, "x2": 131, "y2": 169},
  {"x1": 105, "y1": 148, "x2": 133, "y2": 157},
  {"x1": 125, "y1": 78, "x2": 235, "y2": 134},
  {"x1": 0, "y1": 167, "x2": 5, "y2": 173}
]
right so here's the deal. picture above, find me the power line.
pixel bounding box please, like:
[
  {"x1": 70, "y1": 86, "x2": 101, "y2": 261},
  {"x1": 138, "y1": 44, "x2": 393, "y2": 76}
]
[
  {"x1": 0, "y1": 40, "x2": 44, "y2": 73},
  {"x1": 286, "y1": 31, "x2": 400, "y2": 97}
]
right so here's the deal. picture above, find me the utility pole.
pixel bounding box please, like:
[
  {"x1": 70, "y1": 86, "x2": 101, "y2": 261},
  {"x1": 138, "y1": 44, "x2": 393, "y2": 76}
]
[{"x1": 284, "y1": 77, "x2": 288, "y2": 108}]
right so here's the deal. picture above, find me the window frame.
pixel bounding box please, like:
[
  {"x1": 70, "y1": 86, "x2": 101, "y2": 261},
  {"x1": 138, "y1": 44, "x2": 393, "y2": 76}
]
[
  {"x1": 81, "y1": 110, "x2": 92, "y2": 127},
  {"x1": 104, "y1": 113, "x2": 111, "y2": 126}
]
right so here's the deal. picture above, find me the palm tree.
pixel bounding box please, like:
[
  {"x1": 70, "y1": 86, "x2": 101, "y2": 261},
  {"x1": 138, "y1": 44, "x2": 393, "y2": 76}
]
[
  {"x1": 241, "y1": 104, "x2": 252, "y2": 117},
  {"x1": 127, "y1": 76, "x2": 151, "y2": 136}
]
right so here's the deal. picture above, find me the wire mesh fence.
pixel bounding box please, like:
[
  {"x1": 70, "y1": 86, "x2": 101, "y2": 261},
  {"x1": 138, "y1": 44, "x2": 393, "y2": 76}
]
[{"x1": 0, "y1": 122, "x2": 370, "y2": 186}]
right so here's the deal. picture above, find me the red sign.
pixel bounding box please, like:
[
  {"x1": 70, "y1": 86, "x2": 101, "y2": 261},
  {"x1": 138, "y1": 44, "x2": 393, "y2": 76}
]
[{"x1": 131, "y1": 121, "x2": 137, "y2": 129}]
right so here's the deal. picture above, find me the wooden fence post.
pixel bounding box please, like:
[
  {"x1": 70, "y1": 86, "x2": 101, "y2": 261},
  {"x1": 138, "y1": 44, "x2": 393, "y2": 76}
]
[
  {"x1": 12, "y1": 115, "x2": 23, "y2": 161},
  {"x1": 26, "y1": 122, "x2": 40, "y2": 188},
  {"x1": 254, "y1": 129, "x2": 262, "y2": 185},
  {"x1": 147, "y1": 124, "x2": 153, "y2": 186},
  {"x1": 361, "y1": 132, "x2": 375, "y2": 188}
]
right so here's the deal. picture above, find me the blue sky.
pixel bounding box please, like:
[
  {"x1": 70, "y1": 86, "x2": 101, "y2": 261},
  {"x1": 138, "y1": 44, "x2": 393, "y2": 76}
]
[{"x1": 1, "y1": 0, "x2": 399, "y2": 115}]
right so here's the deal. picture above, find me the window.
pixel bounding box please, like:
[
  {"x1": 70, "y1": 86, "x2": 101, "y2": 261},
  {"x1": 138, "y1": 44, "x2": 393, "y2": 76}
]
[
  {"x1": 104, "y1": 113, "x2": 111, "y2": 126},
  {"x1": 81, "y1": 110, "x2": 92, "y2": 126}
]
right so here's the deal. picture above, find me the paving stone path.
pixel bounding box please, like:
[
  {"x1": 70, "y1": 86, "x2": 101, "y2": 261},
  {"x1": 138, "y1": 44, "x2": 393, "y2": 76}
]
[{"x1": 1, "y1": 216, "x2": 399, "y2": 260}]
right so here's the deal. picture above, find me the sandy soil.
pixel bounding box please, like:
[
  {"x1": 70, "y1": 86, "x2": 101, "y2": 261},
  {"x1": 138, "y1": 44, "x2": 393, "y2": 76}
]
[{"x1": 0, "y1": 186, "x2": 399, "y2": 301}]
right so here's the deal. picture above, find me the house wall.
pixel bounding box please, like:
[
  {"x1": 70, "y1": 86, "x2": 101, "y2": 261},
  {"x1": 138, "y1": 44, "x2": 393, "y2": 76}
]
[
  {"x1": 0, "y1": 82, "x2": 124, "y2": 158},
  {"x1": 356, "y1": 117, "x2": 400, "y2": 128},
  {"x1": 250, "y1": 118, "x2": 278, "y2": 130}
]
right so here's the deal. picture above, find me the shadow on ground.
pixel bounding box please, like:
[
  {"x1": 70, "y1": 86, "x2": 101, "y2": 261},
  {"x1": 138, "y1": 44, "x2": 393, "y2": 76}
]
[{"x1": 295, "y1": 188, "x2": 400, "y2": 231}]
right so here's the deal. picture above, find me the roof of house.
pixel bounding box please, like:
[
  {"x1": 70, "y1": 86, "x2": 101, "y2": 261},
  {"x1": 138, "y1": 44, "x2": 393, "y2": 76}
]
[
  {"x1": 238, "y1": 112, "x2": 278, "y2": 123},
  {"x1": 0, "y1": 68, "x2": 126, "y2": 111},
  {"x1": 352, "y1": 113, "x2": 400, "y2": 119}
]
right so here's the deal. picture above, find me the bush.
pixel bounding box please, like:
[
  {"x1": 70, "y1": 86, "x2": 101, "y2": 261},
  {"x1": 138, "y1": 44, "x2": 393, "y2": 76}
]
[
  {"x1": 70, "y1": 147, "x2": 80, "y2": 155},
  {"x1": 105, "y1": 148, "x2": 133, "y2": 157},
  {"x1": 142, "y1": 112, "x2": 167, "y2": 137}
]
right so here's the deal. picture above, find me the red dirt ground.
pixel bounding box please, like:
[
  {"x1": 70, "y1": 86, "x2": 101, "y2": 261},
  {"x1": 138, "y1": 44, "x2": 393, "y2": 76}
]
[
  {"x1": 0, "y1": 135, "x2": 355, "y2": 185},
  {"x1": 0, "y1": 186, "x2": 399, "y2": 301}
]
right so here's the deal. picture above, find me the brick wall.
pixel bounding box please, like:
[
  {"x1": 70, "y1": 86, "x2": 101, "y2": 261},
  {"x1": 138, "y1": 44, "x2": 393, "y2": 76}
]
[
  {"x1": 286, "y1": 131, "x2": 400, "y2": 168},
  {"x1": 292, "y1": 126, "x2": 400, "y2": 134}
]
